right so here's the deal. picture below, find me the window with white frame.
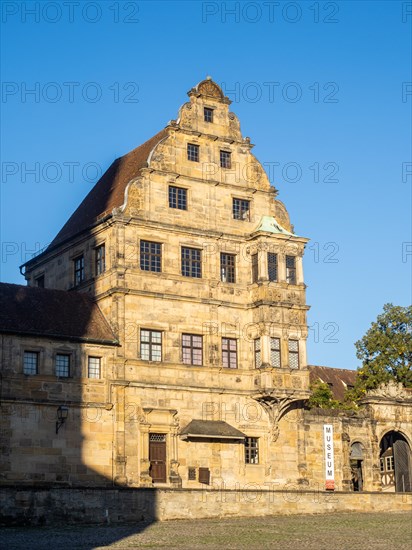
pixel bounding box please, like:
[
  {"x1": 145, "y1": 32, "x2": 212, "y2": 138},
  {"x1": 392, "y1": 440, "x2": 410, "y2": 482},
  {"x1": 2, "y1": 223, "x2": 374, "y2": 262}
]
[
  {"x1": 286, "y1": 255, "x2": 296, "y2": 284},
  {"x1": 182, "y1": 334, "x2": 203, "y2": 366},
  {"x1": 288, "y1": 340, "x2": 299, "y2": 369},
  {"x1": 245, "y1": 437, "x2": 259, "y2": 464},
  {"x1": 254, "y1": 338, "x2": 262, "y2": 368},
  {"x1": 55, "y1": 354, "x2": 70, "y2": 377},
  {"x1": 270, "y1": 337, "x2": 281, "y2": 368},
  {"x1": 23, "y1": 351, "x2": 38, "y2": 375},
  {"x1": 140, "y1": 329, "x2": 162, "y2": 361},
  {"x1": 88, "y1": 356, "x2": 101, "y2": 379},
  {"x1": 222, "y1": 337, "x2": 237, "y2": 369}
]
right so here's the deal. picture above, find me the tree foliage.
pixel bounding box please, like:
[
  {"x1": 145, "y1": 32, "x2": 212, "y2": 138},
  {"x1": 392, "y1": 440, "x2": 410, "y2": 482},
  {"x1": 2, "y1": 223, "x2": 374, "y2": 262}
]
[
  {"x1": 350, "y1": 303, "x2": 412, "y2": 398},
  {"x1": 308, "y1": 380, "x2": 340, "y2": 409}
]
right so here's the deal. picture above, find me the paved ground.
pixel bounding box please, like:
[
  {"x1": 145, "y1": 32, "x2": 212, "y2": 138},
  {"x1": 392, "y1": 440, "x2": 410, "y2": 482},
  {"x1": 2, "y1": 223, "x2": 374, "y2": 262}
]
[{"x1": 1, "y1": 512, "x2": 411, "y2": 549}]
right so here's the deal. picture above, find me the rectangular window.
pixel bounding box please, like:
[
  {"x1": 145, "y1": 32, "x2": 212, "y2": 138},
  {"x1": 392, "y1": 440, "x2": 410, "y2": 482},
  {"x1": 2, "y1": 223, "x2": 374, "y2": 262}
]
[
  {"x1": 187, "y1": 143, "x2": 199, "y2": 162},
  {"x1": 245, "y1": 437, "x2": 259, "y2": 464},
  {"x1": 220, "y1": 150, "x2": 231, "y2": 169},
  {"x1": 268, "y1": 253, "x2": 278, "y2": 282},
  {"x1": 182, "y1": 334, "x2": 203, "y2": 366},
  {"x1": 140, "y1": 241, "x2": 161, "y2": 272},
  {"x1": 288, "y1": 340, "x2": 299, "y2": 369},
  {"x1": 88, "y1": 357, "x2": 101, "y2": 379},
  {"x1": 251, "y1": 253, "x2": 258, "y2": 283},
  {"x1": 140, "y1": 329, "x2": 162, "y2": 362},
  {"x1": 169, "y1": 186, "x2": 187, "y2": 210},
  {"x1": 23, "y1": 351, "x2": 38, "y2": 375},
  {"x1": 222, "y1": 338, "x2": 237, "y2": 369},
  {"x1": 55, "y1": 354, "x2": 70, "y2": 377},
  {"x1": 188, "y1": 467, "x2": 197, "y2": 480},
  {"x1": 286, "y1": 255, "x2": 296, "y2": 284},
  {"x1": 181, "y1": 247, "x2": 202, "y2": 278},
  {"x1": 386, "y1": 456, "x2": 394, "y2": 471},
  {"x1": 220, "y1": 253, "x2": 236, "y2": 283},
  {"x1": 254, "y1": 338, "x2": 262, "y2": 368},
  {"x1": 95, "y1": 244, "x2": 106, "y2": 276},
  {"x1": 74, "y1": 255, "x2": 85, "y2": 285},
  {"x1": 233, "y1": 198, "x2": 250, "y2": 221},
  {"x1": 198, "y1": 467, "x2": 210, "y2": 485},
  {"x1": 35, "y1": 275, "x2": 44, "y2": 288},
  {"x1": 204, "y1": 107, "x2": 213, "y2": 123},
  {"x1": 270, "y1": 337, "x2": 281, "y2": 368}
]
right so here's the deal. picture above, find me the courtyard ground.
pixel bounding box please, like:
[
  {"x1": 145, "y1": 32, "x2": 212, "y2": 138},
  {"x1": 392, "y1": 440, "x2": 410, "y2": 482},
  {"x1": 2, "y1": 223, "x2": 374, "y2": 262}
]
[{"x1": 0, "y1": 511, "x2": 411, "y2": 549}]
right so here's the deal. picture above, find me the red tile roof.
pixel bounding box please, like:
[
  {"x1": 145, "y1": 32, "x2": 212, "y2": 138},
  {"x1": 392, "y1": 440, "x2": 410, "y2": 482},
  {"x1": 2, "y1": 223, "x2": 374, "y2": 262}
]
[
  {"x1": 308, "y1": 365, "x2": 357, "y2": 401},
  {"x1": 0, "y1": 283, "x2": 118, "y2": 345},
  {"x1": 46, "y1": 128, "x2": 168, "y2": 250}
]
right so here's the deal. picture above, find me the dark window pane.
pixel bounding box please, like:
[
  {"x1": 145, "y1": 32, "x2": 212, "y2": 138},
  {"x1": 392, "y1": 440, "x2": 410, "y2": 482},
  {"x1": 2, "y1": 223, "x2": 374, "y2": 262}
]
[
  {"x1": 286, "y1": 255, "x2": 296, "y2": 284},
  {"x1": 220, "y1": 150, "x2": 231, "y2": 169},
  {"x1": 95, "y1": 244, "x2": 105, "y2": 275},
  {"x1": 74, "y1": 255, "x2": 85, "y2": 285},
  {"x1": 204, "y1": 107, "x2": 213, "y2": 123},
  {"x1": 220, "y1": 253, "x2": 236, "y2": 283},
  {"x1": 140, "y1": 241, "x2": 161, "y2": 272},
  {"x1": 181, "y1": 247, "x2": 202, "y2": 278},
  {"x1": 169, "y1": 186, "x2": 187, "y2": 210},
  {"x1": 268, "y1": 253, "x2": 278, "y2": 282},
  {"x1": 233, "y1": 198, "x2": 250, "y2": 220},
  {"x1": 187, "y1": 143, "x2": 199, "y2": 162},
  {"x1": 251, "y1": 253, "x2": 258, "y2": 283}
]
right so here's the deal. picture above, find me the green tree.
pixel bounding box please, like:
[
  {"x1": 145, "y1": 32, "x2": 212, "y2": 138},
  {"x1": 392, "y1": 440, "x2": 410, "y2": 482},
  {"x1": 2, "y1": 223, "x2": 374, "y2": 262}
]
[
  {"x1": 350, "y1": 304, "x2": 412, "y2": 399},
  {"x1": 308, "y1": 380, "x2": 340, "y2": 409}
]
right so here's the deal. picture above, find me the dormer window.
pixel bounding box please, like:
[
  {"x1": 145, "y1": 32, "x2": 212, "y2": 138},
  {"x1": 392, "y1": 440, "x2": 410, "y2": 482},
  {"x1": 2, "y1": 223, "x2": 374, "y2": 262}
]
[{"x1": 204, "y1": 107, "x2": 213, "y2": 123}]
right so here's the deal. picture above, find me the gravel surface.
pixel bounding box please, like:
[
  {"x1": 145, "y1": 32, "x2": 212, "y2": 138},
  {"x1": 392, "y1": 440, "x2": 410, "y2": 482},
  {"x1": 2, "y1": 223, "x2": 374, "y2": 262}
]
[{"x1": 1, "y1": 512, "x2": 411, "y2": 549}]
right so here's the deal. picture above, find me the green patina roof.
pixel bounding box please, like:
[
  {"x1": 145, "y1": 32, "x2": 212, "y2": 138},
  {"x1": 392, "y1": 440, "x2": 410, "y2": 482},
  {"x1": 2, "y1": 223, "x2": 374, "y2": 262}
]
[{"x1": 254, "y1": 216, "x2": 296, "y2": 236}]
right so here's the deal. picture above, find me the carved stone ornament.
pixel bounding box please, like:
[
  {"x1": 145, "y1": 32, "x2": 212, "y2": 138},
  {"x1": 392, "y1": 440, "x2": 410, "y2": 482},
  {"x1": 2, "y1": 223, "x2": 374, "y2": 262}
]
[
  {"x1": 366, "y1": 380, "x2": 410, "y2": 400},
  {"x1": 197, "y1": 80, "x2": 223, "y2": 99}
]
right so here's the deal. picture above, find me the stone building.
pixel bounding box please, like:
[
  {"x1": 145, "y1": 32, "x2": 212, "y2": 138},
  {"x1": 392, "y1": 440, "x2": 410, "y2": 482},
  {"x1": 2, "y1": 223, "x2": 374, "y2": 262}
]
[{"x1": 1, "y1": 79, "x2": 411, "y2": 498}]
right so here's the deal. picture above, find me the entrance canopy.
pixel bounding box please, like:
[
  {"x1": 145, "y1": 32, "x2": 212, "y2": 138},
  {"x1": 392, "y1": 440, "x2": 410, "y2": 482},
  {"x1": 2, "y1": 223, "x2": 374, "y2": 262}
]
[{"x1": 180, "y1": 420, "x2": 246, "y2": 441}]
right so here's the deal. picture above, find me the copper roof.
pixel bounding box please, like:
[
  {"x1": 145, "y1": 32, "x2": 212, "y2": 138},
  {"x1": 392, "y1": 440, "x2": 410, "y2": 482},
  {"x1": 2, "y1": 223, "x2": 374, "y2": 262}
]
[
  {"x1": 44, "y1": 128, "x2": 168, "y2": 251},
  {"x1": 308, "y1": 365, "x2": 357, "y2": 401},
  {"x1": 0, "y1": 283, "x2": 118, "y2": 345},
  {"x1": 180, "y1": 420, "x2": 246, "y2": 440}
]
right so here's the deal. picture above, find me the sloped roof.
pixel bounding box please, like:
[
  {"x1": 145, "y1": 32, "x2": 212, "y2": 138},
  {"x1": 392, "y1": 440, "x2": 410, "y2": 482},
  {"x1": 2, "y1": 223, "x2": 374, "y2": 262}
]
[
  {"x1": 180, "y1": 420, "x2": 246, "y2": 440},
  {"x1": 308, "y1": 365, "x2": 357, "y2": 401},
  {"x1": 46, "y1": 128, "x2": 168, "y2": 250},
  {"x1": 0, "y1": 283, "x2": 118, "y2": 345}
]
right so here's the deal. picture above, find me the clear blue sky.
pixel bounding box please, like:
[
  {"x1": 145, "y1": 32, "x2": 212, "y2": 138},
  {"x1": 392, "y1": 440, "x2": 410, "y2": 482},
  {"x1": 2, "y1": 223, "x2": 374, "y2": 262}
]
[{"x1": 1, "y1": 1, "x2": 411, "y2": 370}]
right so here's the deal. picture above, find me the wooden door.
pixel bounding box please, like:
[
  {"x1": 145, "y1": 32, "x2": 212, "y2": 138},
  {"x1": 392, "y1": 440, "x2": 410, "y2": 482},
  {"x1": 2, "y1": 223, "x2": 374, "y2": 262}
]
[
  {"x1": 393, "y1": 437, "x2": 411, "y2": 492},
  {"x1": 149, "y1": 433, "x2": 166, "y2": 483}
]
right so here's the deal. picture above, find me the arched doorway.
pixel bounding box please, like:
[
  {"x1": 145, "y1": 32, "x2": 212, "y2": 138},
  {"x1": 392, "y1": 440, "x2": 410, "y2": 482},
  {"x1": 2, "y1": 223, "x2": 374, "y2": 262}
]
[
  {"x1": 350, "y1": 442, "x2": 364, "y2": 491},
  {"x1": 379, "y1": 431, "x2": 411, "y2": 492}
]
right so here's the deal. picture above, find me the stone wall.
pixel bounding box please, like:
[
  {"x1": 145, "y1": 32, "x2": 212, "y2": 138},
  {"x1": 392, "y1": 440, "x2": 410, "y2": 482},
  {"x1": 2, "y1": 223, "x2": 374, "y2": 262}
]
[{"x1": 1, "y1": 487, "x2": 410, "y2": 526}]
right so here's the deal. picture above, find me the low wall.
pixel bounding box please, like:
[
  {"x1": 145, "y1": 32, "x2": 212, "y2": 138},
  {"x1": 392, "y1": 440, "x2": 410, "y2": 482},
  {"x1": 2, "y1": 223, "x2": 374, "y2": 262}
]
[{"x1": 1, "y1": 487, "x2": 411, "y2": 526}]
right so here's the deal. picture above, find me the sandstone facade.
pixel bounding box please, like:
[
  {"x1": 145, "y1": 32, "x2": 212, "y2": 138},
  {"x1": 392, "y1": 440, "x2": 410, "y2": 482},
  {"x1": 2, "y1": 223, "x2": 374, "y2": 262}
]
[{"x1": 1, "y1": 79, "x2": 411, "y2": 502}]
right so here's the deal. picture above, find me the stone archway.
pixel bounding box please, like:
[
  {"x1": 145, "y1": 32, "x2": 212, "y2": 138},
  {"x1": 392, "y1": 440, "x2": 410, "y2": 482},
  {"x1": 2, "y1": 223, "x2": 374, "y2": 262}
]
[{"x1": 379, "y1": 431, "x2": 411, "y2": 492}]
